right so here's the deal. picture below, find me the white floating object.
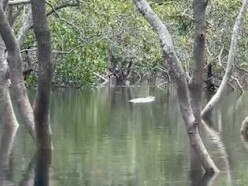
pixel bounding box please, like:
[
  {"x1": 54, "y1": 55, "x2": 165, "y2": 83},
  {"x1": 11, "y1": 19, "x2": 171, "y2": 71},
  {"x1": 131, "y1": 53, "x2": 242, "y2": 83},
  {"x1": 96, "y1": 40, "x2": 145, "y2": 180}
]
[{"x1": 129, "y1": 96, "x2": 155, "y2": 103}]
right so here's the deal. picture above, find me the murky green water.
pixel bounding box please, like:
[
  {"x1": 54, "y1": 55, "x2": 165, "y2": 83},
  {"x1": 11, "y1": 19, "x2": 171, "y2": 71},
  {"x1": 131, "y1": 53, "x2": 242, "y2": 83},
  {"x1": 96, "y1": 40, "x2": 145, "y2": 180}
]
[{"x1": 1, "y1": 87, "x2": 248, "y2": 185}]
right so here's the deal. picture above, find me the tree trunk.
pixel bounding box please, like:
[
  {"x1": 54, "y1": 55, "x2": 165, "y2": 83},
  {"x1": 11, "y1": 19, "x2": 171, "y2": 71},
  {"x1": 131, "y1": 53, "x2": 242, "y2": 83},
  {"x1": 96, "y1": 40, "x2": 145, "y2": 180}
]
[
  {"x1": 189, "y1": 0, "x2": 207, "y2": 122},
  {"x1": 188, "y1": 0, "x2": 208, "y2": 172},
  {"x1": 31, "y1": 0, "x2": 53, "y2": 150},
  {"x1": 0, "y1": 2, "x2": 35, "y2": 139},
  {"x1": 133, "y1": 0, "x2": 218, "y2": 173},
  {"x1": 0, "y1": 38, "x2": 19, "y2": 130},
  {"x1": 202, "y1": 0, "x2": 248, "y2": 118}
]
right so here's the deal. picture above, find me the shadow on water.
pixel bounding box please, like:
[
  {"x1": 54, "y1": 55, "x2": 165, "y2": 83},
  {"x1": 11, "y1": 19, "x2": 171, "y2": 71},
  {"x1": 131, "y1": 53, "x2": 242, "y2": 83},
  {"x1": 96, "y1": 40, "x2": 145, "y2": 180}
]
[{"x1": 0, "y1": 126, "x2": 52, "y2": 186}]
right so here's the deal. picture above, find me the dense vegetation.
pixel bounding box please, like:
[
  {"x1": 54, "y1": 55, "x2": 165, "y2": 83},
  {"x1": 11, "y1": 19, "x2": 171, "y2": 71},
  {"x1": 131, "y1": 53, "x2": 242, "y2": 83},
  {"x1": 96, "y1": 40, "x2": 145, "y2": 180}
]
[{"x1": 20, "y1": 0, "x2": 248, "y2": 88}]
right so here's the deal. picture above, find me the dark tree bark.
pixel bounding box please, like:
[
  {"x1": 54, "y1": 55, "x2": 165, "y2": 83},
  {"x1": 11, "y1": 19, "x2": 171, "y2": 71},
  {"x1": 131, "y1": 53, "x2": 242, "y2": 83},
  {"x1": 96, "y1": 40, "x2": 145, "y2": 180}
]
[
  {"x1": 189, "y1": 0, "x2": 208, "y2": 173},
  {"x1": 31, "y1": 0, "x2": 53, "y2": 150},
  {"x1": 189, "y1": 0, "x2": 207, "y2": 122},
  {"x1": 34, "y1": 149, "x2": 51, "y2": 186}
]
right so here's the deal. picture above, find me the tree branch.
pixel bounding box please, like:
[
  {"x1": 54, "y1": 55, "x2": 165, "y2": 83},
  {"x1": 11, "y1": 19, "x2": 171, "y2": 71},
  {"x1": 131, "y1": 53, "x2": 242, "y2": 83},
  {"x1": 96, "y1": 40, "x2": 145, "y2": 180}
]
[
  {"x1": 17, "y1": 1, "x2": 80, "y2": 47},
  {"x1": 8, "y1": 0, "x2": 30, "y2": 5},
  {"x1": 202, "y1": 0, "x2": 248, "y2": 118},
  {"x1": 218, "y1": 44, "x2": 225, "y2": 68},
  {"x1": 231, "y1": 75, "x2": 244, "y2": 94},
  {"x1": 188, "y1": 0, "x2": 208, "y2": 121},
  {"x1": 46, "y1": 1, "x2": 79, "y2": 17}
]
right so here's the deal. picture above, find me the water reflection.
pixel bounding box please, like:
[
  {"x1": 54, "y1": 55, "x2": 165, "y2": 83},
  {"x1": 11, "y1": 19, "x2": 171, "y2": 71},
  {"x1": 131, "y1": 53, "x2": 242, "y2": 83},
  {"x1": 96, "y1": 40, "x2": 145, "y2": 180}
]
[
  {"x1": 0, "y1": 126, "x2": 51, "y2": 186},
  {"x1": 1, "y1": 87, "x2": 248, "y2": 185},
  {"x1": 190, "y1": 171, "x2": 218, "y2": 186},
  {"x1": 0, "y1": 125, "x2": 18, "y2": 186},
  {"x1": 34, "y1": 149, "x2": 51, "y2": 186},
  {"x1": 19, "y1": 155, "x2": 35, "y2": 186}
]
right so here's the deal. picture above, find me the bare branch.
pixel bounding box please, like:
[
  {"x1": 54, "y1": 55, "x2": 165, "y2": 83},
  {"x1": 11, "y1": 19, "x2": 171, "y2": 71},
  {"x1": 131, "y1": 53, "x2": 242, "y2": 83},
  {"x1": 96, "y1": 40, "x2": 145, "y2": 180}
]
[
  {"x1": 157, "y1": 81, "x2": 166, "y2": 89},
  {"x1": 218, "y1": 44, "x2": 225, "y2": 68},
  {"x1": 17, "y1": 1, "x2": 80, "y2": 47},
  {"x1": 235, "y1": 64, "x2": 248, "y2": 73},
  {"x1": 46, "y1": 1, "x2": 100, "y2": 42},
  {"x1": 17, "y1": 9, "x2": 32, "y2": 46},
  {"x1": 8, "y1": 0, "x2": 30, "y2": 5},
  {"x1": 93, "y1": 72, "x2": 109, "y2": 86},
  {"x1": 20, "y1": 47, "x2": 71, "y2": 54},
  {"x1": 46, "y1": 1, "x2": 79, "y2": 17},
  {"x1": 231, "y1": 75, "x2": 244, "y2": 94}
]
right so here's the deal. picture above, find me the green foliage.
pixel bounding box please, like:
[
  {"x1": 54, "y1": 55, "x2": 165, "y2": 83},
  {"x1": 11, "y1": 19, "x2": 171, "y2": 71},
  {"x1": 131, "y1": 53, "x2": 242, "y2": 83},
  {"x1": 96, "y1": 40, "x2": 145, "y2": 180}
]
[
  {"x1": 24, "y1": 73, "x2": 37, "y2": 88},
  {"x1": 22, "y1": 0, "x2": 248, "y2": 87}
]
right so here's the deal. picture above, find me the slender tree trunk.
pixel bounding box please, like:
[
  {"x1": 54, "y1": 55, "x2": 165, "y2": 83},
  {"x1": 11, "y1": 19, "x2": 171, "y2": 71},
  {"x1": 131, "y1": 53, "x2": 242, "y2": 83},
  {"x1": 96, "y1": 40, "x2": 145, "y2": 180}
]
[
  {"x1": 202, "y1": 0, "x2": 248, "y2": 118},
  {"x1": 133, "y1": 0, "x2": 218, "y2": 173},
  {"x1": 31, "y1": 0, "x2": 53, "y2": 150},
  {"x1": 0, "y1": 38, "x2": 19, "y2": 130},
  {"x1": 0, "y1": 2, "x2": 35, "y2": 139},
  {"x1": 0, "y1": 0, "x2": 19, "y2": 131},
  {"x1": 17, "y1": 9, "x2": 32, "y2": 47},
  {"x1": 19, "y1": 155, "x2": 35, "y2": 186},
  {"x1": 189, "y1": 0, "x2": 207, "y2": 121},
  {"x1": 189, "y1": 0, "x2": 208, "y2": 172}
]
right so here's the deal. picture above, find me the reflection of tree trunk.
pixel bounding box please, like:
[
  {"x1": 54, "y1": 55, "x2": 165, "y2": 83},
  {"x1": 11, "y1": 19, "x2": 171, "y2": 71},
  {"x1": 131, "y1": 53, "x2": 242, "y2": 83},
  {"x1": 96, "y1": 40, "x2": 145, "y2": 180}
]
[
  {"x1": 203, "y1": 90, "x2": 215, "y2": 127},
  {"x1": 110, "y1": 87, "x2": 133, "y2": 110},
  {"x1": 19, "y1": 154, "x2": 36, "y2": 186},
  {"x1": 240, "y1": 116, "x2": 248, "y2": 134},
  {"x1": 190, "y1": 170, "x2": 217, "y2": 186},
  {"x1": 34, "y1": 149, "x2": 52, "y2": 186},
  {"x1": 240, "y1": 131, "x2": 248, "y2": 152},
  {"x1": 0, "y1": 124, "x2": 18, "y2": 186},
  {"x1": 241, "y1": 116, "x2": 248, "y2": 153},
  {"x1": 190, "y1": 147, "x2": 204, "y2": 174}
]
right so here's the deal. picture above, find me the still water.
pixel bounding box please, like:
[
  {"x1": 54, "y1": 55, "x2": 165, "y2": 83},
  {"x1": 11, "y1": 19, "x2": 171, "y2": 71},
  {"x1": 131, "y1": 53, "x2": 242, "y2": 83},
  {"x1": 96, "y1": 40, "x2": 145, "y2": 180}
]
[{"x1": 1, "y1": 87, "x2": 248, "y2": 185}]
